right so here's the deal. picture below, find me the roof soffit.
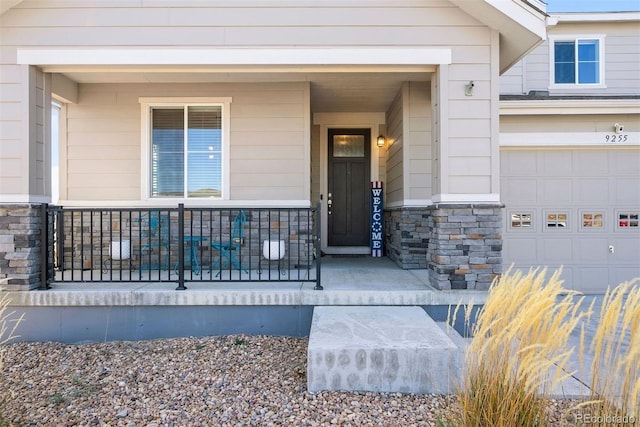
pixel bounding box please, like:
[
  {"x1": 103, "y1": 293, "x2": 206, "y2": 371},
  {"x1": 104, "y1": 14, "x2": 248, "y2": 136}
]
[
  {"x1": 449, "y1": 0, "x2": 547, "y2": 74},
  {"x1": 0, "y1": 0, "x2": 22, "y2": 15}
]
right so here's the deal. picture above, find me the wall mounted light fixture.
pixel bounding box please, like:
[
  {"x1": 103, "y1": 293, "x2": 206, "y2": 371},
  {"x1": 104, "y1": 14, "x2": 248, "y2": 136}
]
[
  {"x1": 614, "y1": 123, "x2": 624, "y2": 134},
  {"x1": 465, "y1": 81, "x2": 475, "y2": 96},
  {"x1": 377, "y1": 135, "x2": 386, "y2": 147}
]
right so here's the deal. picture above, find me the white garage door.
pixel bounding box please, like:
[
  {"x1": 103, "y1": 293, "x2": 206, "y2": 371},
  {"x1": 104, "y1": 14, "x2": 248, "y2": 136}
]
[{"x1": 501, "y1": 148, "x2": 640, "y2": 293}]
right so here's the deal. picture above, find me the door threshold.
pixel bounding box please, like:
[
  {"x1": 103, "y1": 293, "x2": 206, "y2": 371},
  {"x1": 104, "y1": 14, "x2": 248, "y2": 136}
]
[{"x1": 323, "y1": 246, "x2": 370, "y2": 255}]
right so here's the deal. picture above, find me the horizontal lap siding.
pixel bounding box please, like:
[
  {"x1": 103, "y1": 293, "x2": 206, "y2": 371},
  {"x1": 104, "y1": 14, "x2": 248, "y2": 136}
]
[
  {"x1": 521, "y1": 22, "x2": 640, "y2": 96},
  {"x1": 385, "y1": 89, "x2": 404, "y2": 205},
  {"x1": 1, "y1": 1, "x2": 494, "y2": 203},
  {"x1": 407, "y1": 81, "x2": 431, "y2": 201},
  {"x1": 65, "y1": 82, "x2": 307, "y2": 201},
  {"x1": 0, "y1": 2, "x2": 487, "y2": 49},
  {"x1": 447, "y1": 40, "x2": 494, "y2": 194},
  {"x1": 0, "y1": 63, "x2": 26, "y2": 195}
]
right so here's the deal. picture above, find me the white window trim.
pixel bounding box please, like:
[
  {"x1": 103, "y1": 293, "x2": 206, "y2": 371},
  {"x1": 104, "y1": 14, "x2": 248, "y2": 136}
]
[
  {"x1": 548, "y1": 34, "x2": 606, "y2": 89},
  {"x1": 139, "y1": 97, "x2": 232, "y2": 202}
]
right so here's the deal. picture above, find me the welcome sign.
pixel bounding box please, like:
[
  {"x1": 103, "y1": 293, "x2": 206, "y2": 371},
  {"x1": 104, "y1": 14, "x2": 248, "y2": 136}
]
[{"x1": 370, "y1": 181, "x2": 383, "y2": 257}]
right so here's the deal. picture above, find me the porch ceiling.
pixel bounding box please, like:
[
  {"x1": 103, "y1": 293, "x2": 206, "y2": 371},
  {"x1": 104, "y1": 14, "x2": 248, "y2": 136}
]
[{"x1": 56, "y1": 69, "x2": 431, "y2": 113}]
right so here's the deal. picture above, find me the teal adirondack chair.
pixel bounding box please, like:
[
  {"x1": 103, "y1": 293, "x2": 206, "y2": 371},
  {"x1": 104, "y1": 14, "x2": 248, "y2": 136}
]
[
  {"x1": 211, "y1": 211, "x2": 248, "y2": 276},
  {"x1": 139, "y1": 211, "x2": 170, "y2": 270}
]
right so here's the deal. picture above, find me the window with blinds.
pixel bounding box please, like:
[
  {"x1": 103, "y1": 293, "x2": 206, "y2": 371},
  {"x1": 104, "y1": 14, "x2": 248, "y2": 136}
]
[{"x1": 151, "y1": 105, "x2": 223, "y2": 198}]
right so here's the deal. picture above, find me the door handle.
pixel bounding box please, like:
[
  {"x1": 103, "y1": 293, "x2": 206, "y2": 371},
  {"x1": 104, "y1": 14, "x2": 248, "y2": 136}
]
[{"x1": 327, "y1": 193, "x2": 333, "y2": 215}]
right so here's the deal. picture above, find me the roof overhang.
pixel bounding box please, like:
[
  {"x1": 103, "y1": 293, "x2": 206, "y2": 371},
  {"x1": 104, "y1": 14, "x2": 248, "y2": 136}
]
[
  {"x1": 0, "y1": 0, "x2": 21, "y2": 15},
  {"x1": 17, "y1": 47, "x2": 452, "y2": 69},
  {"x1": 18, "y1": 47, "x2": 449, "y2": 113},
  {"x1": 449, "y1": 0, "x2": 547, "y2": 74},
  {"x1": 548, "y1": 11, "x2": 640, "y2": 25}
]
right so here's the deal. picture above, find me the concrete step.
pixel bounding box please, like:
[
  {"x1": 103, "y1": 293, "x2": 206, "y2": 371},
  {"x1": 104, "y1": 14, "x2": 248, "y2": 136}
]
[{"x1": 307, "y1": 306, "x2": 462, "y2": 394}]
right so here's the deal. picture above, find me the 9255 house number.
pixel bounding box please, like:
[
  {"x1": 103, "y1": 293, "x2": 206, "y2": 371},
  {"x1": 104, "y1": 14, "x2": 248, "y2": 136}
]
[{"x1": 605, "y1": 134, "x2": 629, "y2": 143}]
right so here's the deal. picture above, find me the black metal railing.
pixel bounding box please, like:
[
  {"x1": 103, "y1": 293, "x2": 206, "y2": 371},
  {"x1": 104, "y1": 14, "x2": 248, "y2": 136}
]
[{"x1": 43, "y1": 204, "x2": 322, "y2": 290}]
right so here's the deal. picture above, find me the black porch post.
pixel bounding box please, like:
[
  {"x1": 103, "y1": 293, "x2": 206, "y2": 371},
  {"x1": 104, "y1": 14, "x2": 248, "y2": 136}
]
[{"x1": 176, "y1": 203, "x2": 186, "y2": 290}]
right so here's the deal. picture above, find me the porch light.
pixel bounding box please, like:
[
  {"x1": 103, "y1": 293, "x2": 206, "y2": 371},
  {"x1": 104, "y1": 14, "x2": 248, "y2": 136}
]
[
  {"x1": 377, "y1": 135, "x2": 386, "y2": 148},
  {"x1": 465, "y1": 80, "x2": 474, "y2": 96}
]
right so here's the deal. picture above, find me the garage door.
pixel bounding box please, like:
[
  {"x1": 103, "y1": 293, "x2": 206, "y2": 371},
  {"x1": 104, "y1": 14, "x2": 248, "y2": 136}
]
[{"x1": 501, "y1": 148, "x2": 640, "y2": 293}]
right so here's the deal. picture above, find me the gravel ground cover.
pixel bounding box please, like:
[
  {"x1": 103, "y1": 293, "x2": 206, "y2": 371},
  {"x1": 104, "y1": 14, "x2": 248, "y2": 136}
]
[{"x1": 0, "y1": 335, "x2": 579, "y2": 426}]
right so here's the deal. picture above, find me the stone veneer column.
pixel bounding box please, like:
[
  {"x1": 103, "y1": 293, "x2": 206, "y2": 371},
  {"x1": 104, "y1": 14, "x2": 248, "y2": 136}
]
[
  {"x1": 383, "y1": 204, "x2": 503, "y2": 290},
  {"x1": 0, "y1": 205, "x2": 43, "y2": 291},
  {"x1": 384, "y1": 207, "x2": 430, "y2": 269},
  {"x1": 427, "y1": 204, "x2": 503, "y2": 290}
]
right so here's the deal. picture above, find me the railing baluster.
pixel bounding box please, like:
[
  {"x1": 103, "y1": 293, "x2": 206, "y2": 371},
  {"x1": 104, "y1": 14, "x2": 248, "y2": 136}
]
[
  {"x1": 44, "y1": 205, "x2": 321, "y2": 286},
  {"x1": 315, "y1": 203, "x2": 323, "y2": 290}
]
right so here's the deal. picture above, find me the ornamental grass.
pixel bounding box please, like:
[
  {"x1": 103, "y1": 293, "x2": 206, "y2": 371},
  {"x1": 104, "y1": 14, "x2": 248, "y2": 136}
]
[
  {"x1": 580, "y1": 279, "x2": 640, "y2": 424},
  {"x1": 448, "y1": 267, "x2": 640, "y2": 426},
  {"x1": 449, "y1": 266, "x2": 592, "y2": 427}
]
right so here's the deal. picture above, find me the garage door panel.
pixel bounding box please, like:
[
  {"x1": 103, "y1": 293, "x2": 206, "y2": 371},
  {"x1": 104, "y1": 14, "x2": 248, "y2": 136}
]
[
  {"x1": 541, "y1": 151, "x2": 573, "y2": 175},
  {"x1": 613, "y1": 179, "x2": 640, "y2": 204},
  {"x1": 541, "y1": 179, "x2": 572, "y2": 203},
  {"x1": 576, "y1": 179, "x2": 608, "y2": 203},
  {"x1": 609, "y1": 238, "x2": 640, "y2": 263},
  {"x1": 501, "y1": 151, "x2": 538, "y2": 176},
  {"x1": 575, "y1": 238, "x2": 609, "y2": 261},
  {"x1": 504, "y1": 238, "x2": 537, "y2": 263},
  {"x1": 574, "y1": 267, "x2": 609, "y2": 293},
  {"x1": 575, "y1": 151, "x2": 609, "y2": 176},
  {"x1": 541, "y1": 239, "x2": 573, "y2": 263},
  {"x1": 504, "y1": 179, "x2": 537, "y2": 202},
  {"x1": 611, "y1": 267, "x2": 640, "y2": 288},
  {"x1": 610, "y1": 150, "x2": 640, "y2": 175}
]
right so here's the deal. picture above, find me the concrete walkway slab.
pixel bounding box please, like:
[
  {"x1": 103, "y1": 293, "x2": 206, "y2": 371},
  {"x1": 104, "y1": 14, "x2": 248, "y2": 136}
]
[{"x1": 307, "y1": 306, "x2": 460, "y2": 394}]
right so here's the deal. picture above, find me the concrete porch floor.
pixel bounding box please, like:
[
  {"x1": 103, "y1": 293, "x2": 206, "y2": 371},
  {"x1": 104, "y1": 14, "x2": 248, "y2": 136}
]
[{"x1": 9, "y1": 256, "x2": 489, "y2": 307}]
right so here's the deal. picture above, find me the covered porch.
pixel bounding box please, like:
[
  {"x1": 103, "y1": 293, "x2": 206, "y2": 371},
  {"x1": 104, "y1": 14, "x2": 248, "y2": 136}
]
[{"x1": 5, "y1": 254, "x2": 488, "y2": 343}]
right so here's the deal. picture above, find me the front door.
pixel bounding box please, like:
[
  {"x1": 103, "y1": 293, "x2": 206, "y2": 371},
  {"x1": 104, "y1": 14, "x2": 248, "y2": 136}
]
[{"x1": 328, "y1": 128, "x2": 371, "y2": 246}]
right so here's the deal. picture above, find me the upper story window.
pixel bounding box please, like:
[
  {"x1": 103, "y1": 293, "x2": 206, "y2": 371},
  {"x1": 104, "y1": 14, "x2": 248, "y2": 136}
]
[
  {"x1": 550, "y1": 35, "x2": 605, "y2": 88},
  {"x1": 140, "y1": 98, "x2": 231, "y2": 201}
]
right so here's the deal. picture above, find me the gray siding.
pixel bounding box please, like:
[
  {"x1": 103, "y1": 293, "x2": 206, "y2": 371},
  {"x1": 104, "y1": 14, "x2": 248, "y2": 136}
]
[
  {"x1": 65, "y1": 82, "x2": 308, "y2": 201},
  {"x1": 406, "y1": 81, "x2": 432, "y2": 201},
  {"x1": 0, "y1": 64, "x2": 49, "y2": 198},
  {"x1": 1, "y1": 0, "x2": 496, "y2": 203},
  {"x1": 385, "y1": 89, "x2": 404, "y2": 205},
  {"x1": 501, "y1": 20, "x2": 640, "y2": 96},
  {"x1": 500, "y1": 60, "x2": 525, "y2": 95},
  {"x1": 0, "y1": 1, "x2": 485, "y2": 49},
  {"x1": 0, "y1": 63, "x2": 26, "y2": 195}
]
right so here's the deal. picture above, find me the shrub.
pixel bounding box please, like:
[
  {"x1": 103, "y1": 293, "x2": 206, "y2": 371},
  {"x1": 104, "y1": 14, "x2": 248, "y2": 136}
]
[
  {"x1": 450, "y1": 266, "x2": 591, "y2": 427},
  {"x1": 584, "y1": 279, "x2": 639, "y2": 422}
]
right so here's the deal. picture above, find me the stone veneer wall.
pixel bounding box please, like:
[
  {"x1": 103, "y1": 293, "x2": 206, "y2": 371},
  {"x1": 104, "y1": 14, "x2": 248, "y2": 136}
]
[
  {"x1": 384, "y1": 204, "x2": 503, "y2": 290},
  {"x1": 384, "y1": 207, "x2": 429, "y2": 269},
  {"x1": 57, "y1": 209, "x2": 314, "y2": 272},
  {"x1": 0, "y1": 205, "x2": 43, "y2": 290}
]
